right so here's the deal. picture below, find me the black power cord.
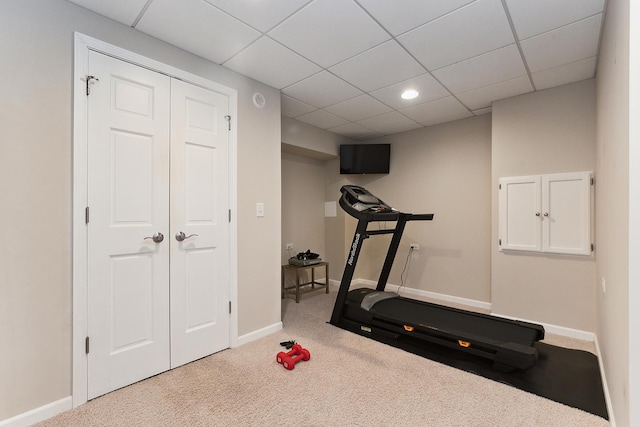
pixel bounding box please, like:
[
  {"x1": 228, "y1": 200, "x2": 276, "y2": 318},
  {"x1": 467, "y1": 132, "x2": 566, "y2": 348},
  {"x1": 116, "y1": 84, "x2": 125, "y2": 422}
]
[{"x1": 396, "y1": 247, "x2": 414, "y2": 295}]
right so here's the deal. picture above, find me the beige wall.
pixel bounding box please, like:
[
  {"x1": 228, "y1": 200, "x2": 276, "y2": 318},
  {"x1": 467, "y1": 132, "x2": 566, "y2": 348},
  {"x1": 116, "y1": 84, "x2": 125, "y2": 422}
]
[
  {"x1": 596, "y1": 0, "x2": 631, "y2": 424},
  {"x1": 280, "y1": 118, "x2": 352, "y2": 282},
  {"x1": 281, "y1": 153, "x2": 327, "y2": 265},
  {"x1": 0, "y1": 0, "x2": 281, "y2": 420},
  {"x1": 491, "y1": 80, "x2": 597, "y2": 331},
  {"x1": 630, "y1": 2, "x2": 640, "y2": 424},
  {"x1": 326, "y1": 115, "x2": 493, "y2": 302},
  {"x1": 323, "y1": 158, "x2": 350, "y2": 282},
  {"x1": 282, "y1": 116, "x2": 341, "y2": 158}
]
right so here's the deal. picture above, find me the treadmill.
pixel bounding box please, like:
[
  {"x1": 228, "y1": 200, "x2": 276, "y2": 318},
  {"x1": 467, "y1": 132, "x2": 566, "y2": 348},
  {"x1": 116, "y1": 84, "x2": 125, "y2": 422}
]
[{"x1": 330, "y1": 185, "x2": 545, "y2": 371}]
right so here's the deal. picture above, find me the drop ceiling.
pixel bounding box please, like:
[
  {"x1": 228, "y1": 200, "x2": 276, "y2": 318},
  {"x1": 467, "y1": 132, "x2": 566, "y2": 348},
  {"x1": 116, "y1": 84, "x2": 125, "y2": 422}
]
[{"x1": 67, "y1": 0, "x2": 606, "y2": 139}]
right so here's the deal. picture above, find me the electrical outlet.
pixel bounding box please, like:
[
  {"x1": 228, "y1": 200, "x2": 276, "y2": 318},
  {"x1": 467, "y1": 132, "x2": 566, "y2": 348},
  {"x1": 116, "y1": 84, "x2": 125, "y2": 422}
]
[
  {"x1": 410, "y1": 244, "x2": 420, "y2": 251},
  {"x1": 285, "y1": 243, "x2": 293, "y2": 250}
]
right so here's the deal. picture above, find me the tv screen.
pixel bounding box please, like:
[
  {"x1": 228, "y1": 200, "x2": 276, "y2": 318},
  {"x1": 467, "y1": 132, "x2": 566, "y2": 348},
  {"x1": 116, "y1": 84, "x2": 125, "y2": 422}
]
[{"x1": 339, "y1": 144, "x2": 390, "y2": 175}]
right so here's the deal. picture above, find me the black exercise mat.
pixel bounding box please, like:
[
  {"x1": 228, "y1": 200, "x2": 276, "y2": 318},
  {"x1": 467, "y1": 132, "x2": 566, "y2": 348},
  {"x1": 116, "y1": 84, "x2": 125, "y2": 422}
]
[{"x1": 338, "y1": 324, "x2": 608, "y2": 419}]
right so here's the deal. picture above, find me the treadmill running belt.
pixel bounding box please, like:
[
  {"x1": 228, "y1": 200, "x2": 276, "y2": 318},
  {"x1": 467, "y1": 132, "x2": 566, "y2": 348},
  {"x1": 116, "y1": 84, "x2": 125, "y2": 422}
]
[{"x1": 371, "y1": 297, "x2": 539, "y2": 346}]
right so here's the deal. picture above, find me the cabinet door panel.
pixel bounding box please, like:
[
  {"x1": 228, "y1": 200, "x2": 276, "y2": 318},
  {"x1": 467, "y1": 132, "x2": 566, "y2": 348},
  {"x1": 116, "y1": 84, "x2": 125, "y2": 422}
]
[
  {"x1": 499, "y1": 176, "x2": 542, "y2": 252},
  {"x1": 542, "y1": 172, "x2": 591, "y2": 255}
]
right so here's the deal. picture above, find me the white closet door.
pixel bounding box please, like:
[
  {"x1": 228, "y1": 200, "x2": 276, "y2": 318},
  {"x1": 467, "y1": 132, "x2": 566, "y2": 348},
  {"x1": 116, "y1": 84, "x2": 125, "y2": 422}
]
[
  {"x1": 87, "y1": 51, "x2": 171, "y2": 399},
  {"x1": 170, "y1": 79, "x2": 230, "y2": 368}
]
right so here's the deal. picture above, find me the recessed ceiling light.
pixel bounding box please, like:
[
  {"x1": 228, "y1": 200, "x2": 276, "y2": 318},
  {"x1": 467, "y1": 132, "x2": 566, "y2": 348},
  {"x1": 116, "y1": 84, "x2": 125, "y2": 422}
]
[{"x1": 401, "y1": 89, "x2": 419, "y2": 100}]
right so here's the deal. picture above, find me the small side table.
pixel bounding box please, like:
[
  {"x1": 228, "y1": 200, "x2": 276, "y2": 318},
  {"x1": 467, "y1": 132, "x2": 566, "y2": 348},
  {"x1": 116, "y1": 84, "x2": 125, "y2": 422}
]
[{"x1": 281, "y1": 262, "x2": 329, "y2": 303}]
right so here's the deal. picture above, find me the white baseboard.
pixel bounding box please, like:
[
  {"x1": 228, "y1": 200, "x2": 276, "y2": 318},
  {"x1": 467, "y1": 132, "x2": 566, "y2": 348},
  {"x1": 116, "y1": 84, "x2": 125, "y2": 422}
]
[
  {"x1": 233, "y1": 321, "x2": 282, "y2": 348},
  {"x1": 350, "y1": 278, "x2": 492, "y2": 312},
  {"x1": 492, "y1": 312, "x2": 596, "y2": 342},
  {"x1": 593, "y1": 336, "x2": 615, "y2": 426},
  {"x1": 344, "y1": 278, "x2": 598, "y2": 341},
  {"x1": 0, "y1": 396, "x2": 71, "y2": 427}
]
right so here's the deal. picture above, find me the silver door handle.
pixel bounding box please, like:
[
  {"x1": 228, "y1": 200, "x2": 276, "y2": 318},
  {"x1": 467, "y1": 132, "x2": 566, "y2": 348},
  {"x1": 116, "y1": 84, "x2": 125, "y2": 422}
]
[
  {"x1": 144, "y1": 232, "x2": 164, "y2": 243},
  {"x1": 175, "y1": 231, "x2": 199, "y2": 242}
]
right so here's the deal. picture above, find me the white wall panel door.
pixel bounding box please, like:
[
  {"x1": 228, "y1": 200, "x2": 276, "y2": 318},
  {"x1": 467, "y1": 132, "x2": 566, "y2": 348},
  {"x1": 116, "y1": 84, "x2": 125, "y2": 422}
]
[
  {"x1": 542, "y1": 172, "x2": 592, "y2": 255},
  {"x1": 87, "y1": 51, "x2": 171, "y2": 399},
  {"x1": 170, "y1": 79, "x2": 230, "y2": 368},
  {"x1": 499, "y1": 175, "x2": 542, "y2": 252}
]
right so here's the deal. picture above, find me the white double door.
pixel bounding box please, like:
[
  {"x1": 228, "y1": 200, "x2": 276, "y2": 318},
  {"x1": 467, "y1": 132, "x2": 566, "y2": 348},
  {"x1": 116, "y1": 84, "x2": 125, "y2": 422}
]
[{"x1": 87, "y1": 51, "x2": 230, "y2": 399}]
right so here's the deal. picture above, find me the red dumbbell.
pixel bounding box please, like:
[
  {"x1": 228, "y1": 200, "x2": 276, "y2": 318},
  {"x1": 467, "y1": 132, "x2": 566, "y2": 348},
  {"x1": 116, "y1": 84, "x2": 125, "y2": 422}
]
[{"x1": 276, "y1": 344, "x2": 311, "y2": 370}]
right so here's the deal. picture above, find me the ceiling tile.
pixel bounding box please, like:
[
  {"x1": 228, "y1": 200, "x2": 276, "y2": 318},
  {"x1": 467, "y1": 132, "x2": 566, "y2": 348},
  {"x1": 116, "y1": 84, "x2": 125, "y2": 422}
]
[
  {"x1": 329, "y1": 41, "x2": 425, "y2": 92},
  {"x1": 295, "y1": 109, "x2": 349, "y2": 129},
  {"x1": 268, "y1": 0, "x2": 390, "y2": 68},
  {"x1": 71, "y1": 0, "x2": 605, "y2": 137},
  {"x1": 357, "y1": 0, "x2": 474, "y2": 36},
  {"x1": 398, "y1": 0, "x2": 514, "y2": 71},
  {"x1": 203, "y1": 0, "x2": 312, "y2": 32},
  {"x1": 281, "y1": 95, "x2": 317, "y2": 118},
  {"x1": 356, "y1": 111, "x2": 422, "y2": 135},
  {"x1": 136, "y1": 0, "x2": 261, "y2": 64},
  {"x1": 456, "y1": 76, "x2": 533, "y2": 110},
  {"x1": 369, "y1": 73, "x2": 450, "y2": 109},
  {"x1": 328, "y1": 123, "x2": 383, "y2": 140},
  {"x1": 281, "y1": 71, "x2": 363, "y2": 108},
  {"x1": 400, "y1": 96, "x2": 471, "y2": 126},
  {"x1": 66, "y1": 0, "x2": 147, "y2": 25},
  {"x1": 432, "y1": 44, "x2": 526, "y2": 94},
  {"x1": 223, "y1": 37, "x2": 321, "y2": 89},
  {"x1": 505, "y1": 0, "x2": 605, "y2": 40},
  {"x1": 521, "y1": 14, "x2": 602, "y2": 74},
  {"x1": 532, "y1": 57, "x2": 597, "y2": 90},
  {"x1": 323, "y1": 94, "x2": 393, "y2": 122}
]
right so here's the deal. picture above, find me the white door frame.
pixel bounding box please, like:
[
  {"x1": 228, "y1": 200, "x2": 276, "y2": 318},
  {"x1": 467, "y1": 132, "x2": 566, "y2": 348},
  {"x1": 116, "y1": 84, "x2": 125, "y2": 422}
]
[{"x1": 72, "y1": 32, "x2": 238, "y2": 407}]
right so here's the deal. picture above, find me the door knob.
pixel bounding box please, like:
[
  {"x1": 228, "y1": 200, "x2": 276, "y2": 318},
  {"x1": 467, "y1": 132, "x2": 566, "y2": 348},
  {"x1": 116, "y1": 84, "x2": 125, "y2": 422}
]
[
  {"x1": 144, "y1": 232, "x2": 164, "y2": 243},
  {"x1": 175, "y1": 231, "x2": 199, "y2": 242}
]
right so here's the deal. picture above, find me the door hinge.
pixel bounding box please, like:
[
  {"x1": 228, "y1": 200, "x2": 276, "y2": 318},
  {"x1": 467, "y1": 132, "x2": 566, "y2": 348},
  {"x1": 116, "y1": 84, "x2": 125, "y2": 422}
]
[
  {"x1": 229, "y1": 301, "x2": 232, "y2": 314},
  {"x1": 499, "y1": 183, "x2": 502, "y2": 190},
  {"x1": 86, "y1": 75, "x2": 99, "y2": 96},
  {"x1": 224, "y1": 115, "x2": 231, "y2": 131},
  {"x1": 85, "y1": 207, "x2": 90, "y2": 224},
  {"x1": 591, "y1": 177, "x2": 594, "y2": 186},
  {"x1": 591, "y1": 243, "x2": 594, "y2": 252},
  {"x1": 499, "y1": 238, "x2": 502, "y2": 246},
  {"x1": 85, "y1": 336, "x2": 90, "y2": 354},
  {"x1": 229, "y1": 209, "x2": 231, "y2": 223}
]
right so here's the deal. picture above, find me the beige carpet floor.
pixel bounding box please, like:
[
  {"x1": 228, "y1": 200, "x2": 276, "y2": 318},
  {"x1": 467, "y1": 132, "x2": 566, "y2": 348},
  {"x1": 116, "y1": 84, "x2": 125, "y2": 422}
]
[{"x1": 36, "y1": 289, "x2": 609, "y2": 426}]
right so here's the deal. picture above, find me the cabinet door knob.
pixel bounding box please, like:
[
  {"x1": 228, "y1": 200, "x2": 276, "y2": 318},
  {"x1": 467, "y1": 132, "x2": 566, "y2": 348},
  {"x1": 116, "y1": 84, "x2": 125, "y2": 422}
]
[
  {"x1": 543, "y1": 212, "x2": 549, "y2": 217},
  {"x1": 535, "y1": 212, "x2": 541, "y2": 217}
]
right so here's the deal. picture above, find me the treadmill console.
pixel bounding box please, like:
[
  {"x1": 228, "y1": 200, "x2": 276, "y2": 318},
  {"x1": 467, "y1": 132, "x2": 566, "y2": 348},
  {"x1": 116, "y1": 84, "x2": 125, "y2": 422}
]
[{"x1": 340, "y1": 185, "x2": 394, "y2": 214}]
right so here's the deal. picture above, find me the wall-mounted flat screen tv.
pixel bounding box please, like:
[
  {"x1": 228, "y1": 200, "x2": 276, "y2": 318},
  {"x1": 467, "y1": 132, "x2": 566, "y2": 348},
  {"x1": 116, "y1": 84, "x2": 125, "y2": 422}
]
[{"x1": 339, "y1": 144, "x2": 390, "y2": 175}]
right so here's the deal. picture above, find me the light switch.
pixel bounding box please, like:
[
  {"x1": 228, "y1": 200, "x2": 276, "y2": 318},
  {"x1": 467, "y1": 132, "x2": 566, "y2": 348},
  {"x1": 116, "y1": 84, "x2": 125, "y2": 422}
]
[{"x1": 256, "y1": 202, "x2": 265, "y2": 217}]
